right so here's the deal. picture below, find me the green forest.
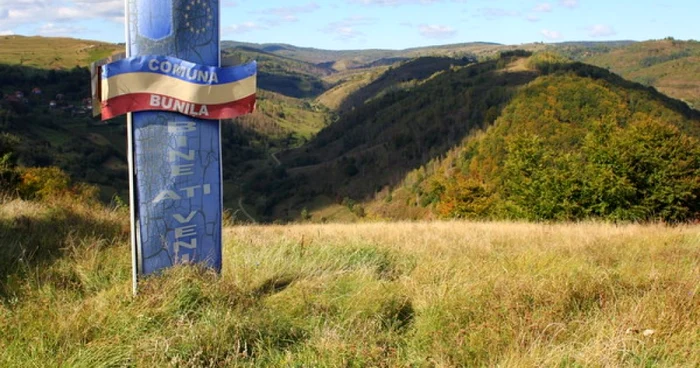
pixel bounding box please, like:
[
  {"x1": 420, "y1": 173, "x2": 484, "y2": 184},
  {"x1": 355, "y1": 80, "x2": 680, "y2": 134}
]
[
  {"x1": 257, "y1": 51, "x2": 700, "y2": 223},
  {"x1": 413, "y1": 61, "x2": 700, "y2": 222}
]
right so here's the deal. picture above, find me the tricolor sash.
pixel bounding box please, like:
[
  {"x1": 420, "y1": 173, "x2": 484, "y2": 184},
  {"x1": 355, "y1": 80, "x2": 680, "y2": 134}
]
[{"x1": 100, "y1": 56, "x2": 256, "y2": 120}]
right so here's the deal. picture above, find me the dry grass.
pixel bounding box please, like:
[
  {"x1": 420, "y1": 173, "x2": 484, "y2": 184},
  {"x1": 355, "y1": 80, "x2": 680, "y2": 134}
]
[
  {"x1": 229, "y1": 221, "x2": 700, "y2": 366},
  {"x1": 0, "y1": 35, "x2": 120, "y2": 68},
  {"x1": 1, "y1": 199, "x2": 699, "y2": 366}
]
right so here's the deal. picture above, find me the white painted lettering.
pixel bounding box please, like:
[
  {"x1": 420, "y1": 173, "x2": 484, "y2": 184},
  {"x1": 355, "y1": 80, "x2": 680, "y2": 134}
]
[
  {"x1": 151, "y1": 96, "x2": 207, "y2": 117},
  {"x1": 161, "y1": 60, "x2": 172, "y2": 73},
  {"x1": 174, "y1": 239, "x2": 197, "y2": 249},
  {"x1": 172, "y1": 164, "x2": 195, "y2": 177},
  {"x1": 161, "y1": 96, "x2": 173, "y2": 109},
  {"x1": 175, "y1": 225, "x2": 197, "y2": 239},
  {"x1": 187, "y1": 67, "x2": 198, "y2": 80},
  {"x1": 152, "y1": 184, "x2": 213, "y2": 203},
  {"x1": 168, "y1": 121, "x2": 196, "y2": 133},
  {"x1": 153, "y1": 190, "x2": 181, "y2": 203},
  {"x1": 181, "y1": 185, "x2": 201, "y2": 198},
  {"x1": 173, "y1": 99, "x2": 187, "y2": 114},
  {"x1": 172, "y1": 64, "x2": 186, "y2": 78},
  {"x1": 173, "y1": 211, "x2": 197, "y2": 223},
  {"x1": 147, "y1": 58, "x2": 219, "y2": 83},
  {"x1": 169, "y1": 149, "x2": 195, "y2": 162}
]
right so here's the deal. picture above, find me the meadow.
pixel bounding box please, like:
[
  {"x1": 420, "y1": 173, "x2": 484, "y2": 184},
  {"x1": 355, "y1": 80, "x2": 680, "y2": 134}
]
[{"x1": 1, "y1": 198, "x2": 698, "y2": 367}]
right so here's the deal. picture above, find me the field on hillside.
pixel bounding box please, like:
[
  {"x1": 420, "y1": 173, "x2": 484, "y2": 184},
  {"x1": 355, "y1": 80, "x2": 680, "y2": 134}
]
[
  {"x1": 1, "y1": 199, "x2": 698, "y2": 367},
  {"x1": 0, "y1": 35, "x2": 120, "y2": 68}
]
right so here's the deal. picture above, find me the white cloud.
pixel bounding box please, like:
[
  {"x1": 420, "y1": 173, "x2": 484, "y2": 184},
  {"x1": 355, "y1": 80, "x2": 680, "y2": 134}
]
[
  {"x1": 0, "y1": 29, "x2": 14, "y2": 35},
  {"x1": 534, "y1": 3, "x2": 552, "y2": 12},
  {"x1": 526, "y1": 14, "x2": 540, "y2": 22},
  {"x1": 323, "y1": 16, "x2": 375, "y2": 40},
  {"x1": 0, "y1": 0, "x2": 53, "y2": 8},
  {"x1": 480, "y1": 8, "x2": 520, "y2": 18},
  {"x1": 36, "y1": 22, "x2": 85, "y2": 36},
  {"x1": 0, "y1": 0, "x2": 123, "y2": 30},
  {"x1": 265, "y1": 2, "x2": 320, "y2": 15},
  {"x1": 559, "y1": 0, "x2": 578, "y2": 8},
  {"x1": 349, "y1": 0, "x2": 466, "y2": 5},
  {"x1": 540, "y1": 29, "x2": 562, "y2": 40},
  {"x1": 63, "y1": 0, "x2": 123, "y2": 22},
  {"x1": 258, "y1": 2, "x2": 319, "y2": 26},
  {"x1": 350, "y1": 0, "x2": 438, "y2": 5},
  {"x1": 587, "y1": 24, "x2": 616, "y2": 37},
  {"x1": 418, "y1": 24, "x2": 456, "y2": 39},
  {"x1": 224, "y1": 21, "x2": 267, "y2": 35}
]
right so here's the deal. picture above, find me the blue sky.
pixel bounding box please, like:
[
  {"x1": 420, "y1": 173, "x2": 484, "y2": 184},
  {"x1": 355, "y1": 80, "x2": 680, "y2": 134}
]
[{"x1": 0, "y1": 0, "x2": 697, "y2": 50}]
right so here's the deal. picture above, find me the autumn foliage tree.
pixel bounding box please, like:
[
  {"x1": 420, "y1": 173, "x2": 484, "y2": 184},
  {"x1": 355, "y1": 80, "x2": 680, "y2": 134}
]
[{"x1": 408, "y1": 57, "x2": 700, "y2": 222}]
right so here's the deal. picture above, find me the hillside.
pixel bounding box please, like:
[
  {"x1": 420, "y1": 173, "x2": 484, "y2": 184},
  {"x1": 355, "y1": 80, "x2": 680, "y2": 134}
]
[
  {"x1": 392, "y1": 58, "x2": 700, "y2": 222},
  {"x1": 0, "y1": 63, "x2": 130, "y2": 201},
  {"x1": 223, "y1": 47, "x2": 334, "y2": 98},
  {"x1": 337, "y1": 56, "x2": 476, "y2": 112},
  {"x1": 0, "y1": 35, "x2": 120, "y2": 68},
  {"x1": 253, "y1": 52, "x2": 700, "y2": 223},
  {"x1": 3, "y1": 36, "x2": 700, "y2": 223},
  {"x1": 315, "y1": 67, "x2": 390, "y2": 111},
  {"x1": 0, "y1": 38, "x2": 340, "y2": 206},
  {"x1": 575, "y1": 39, "x2": 700, "y2": 109}
]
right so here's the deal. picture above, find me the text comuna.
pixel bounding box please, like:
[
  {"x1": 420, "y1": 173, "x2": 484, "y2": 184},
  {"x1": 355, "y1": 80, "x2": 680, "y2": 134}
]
[{"x1": 148, "y1": 58, "x2": 219, "y2": 84}]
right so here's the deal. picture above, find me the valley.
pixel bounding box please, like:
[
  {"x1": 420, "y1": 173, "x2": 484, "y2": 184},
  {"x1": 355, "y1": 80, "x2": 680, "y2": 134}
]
[{"x1": 1, "y1": 36, "x2": 699, "y2": 223}]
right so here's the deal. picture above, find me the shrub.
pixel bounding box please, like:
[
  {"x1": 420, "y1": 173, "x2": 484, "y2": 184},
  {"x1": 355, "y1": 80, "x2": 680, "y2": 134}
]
[{"x1": 18, "y1": 166, "x2": 71, "y2": 200}]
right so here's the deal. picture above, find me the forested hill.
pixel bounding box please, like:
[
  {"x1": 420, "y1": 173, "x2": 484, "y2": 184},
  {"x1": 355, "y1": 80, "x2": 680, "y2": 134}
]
[
  {"x1": 2, "y1": 36, "x2": 699, "y2": 223},
  {"x1": 257, "y1": 52, "x2": 700, "y2": 223},
  {"x1": 223, "y1": 47, "x2": 333, "y2": 99}
]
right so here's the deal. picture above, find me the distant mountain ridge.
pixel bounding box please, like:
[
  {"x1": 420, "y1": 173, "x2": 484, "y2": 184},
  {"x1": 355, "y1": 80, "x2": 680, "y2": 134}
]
[{"x1": 221, "y1": 40, "x2": 508, "y2": 69}]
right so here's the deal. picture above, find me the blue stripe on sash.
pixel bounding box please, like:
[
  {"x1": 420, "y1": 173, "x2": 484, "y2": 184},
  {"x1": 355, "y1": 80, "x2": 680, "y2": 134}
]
[{"x1": 103, "y1": 55, "x2": 256, "y2": 85}]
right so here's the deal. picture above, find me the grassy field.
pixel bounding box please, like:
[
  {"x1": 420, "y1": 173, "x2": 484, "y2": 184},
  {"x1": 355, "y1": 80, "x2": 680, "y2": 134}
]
[
  {"x1": 0, "y1": 35, "x2": 120, "y2": 68},
  {"x1": 1, "y1": 198, "x2": 699, "y2": 367}
]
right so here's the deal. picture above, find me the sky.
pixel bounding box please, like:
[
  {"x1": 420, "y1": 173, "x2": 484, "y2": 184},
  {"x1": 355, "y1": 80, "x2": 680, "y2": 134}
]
[{"x1": 0, "y1": 0, "x2": 697, "y2": 50}]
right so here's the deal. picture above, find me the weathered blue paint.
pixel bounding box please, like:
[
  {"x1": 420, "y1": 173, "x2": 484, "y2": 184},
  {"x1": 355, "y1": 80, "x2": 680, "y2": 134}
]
[{"x1": 126, "y1": 0, "x2": 222, "y2": 280}]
